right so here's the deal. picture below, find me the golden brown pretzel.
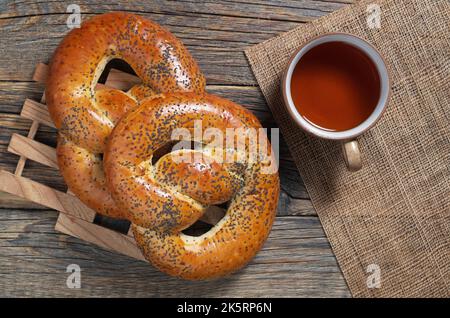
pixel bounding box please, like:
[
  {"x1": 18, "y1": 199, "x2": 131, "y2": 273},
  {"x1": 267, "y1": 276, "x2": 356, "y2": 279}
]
[
  {"x1": 104, "y1": 93, "x2": 279, "y2": 279},
  {"x1": 46, "y1": 12, "x2": 205, "y2": 218}
]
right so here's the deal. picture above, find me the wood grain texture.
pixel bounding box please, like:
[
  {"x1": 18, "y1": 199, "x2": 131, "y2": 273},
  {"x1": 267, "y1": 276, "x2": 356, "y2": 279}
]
[{"x1": 0, "y1": 0, "x2": 354, "y2": 297}]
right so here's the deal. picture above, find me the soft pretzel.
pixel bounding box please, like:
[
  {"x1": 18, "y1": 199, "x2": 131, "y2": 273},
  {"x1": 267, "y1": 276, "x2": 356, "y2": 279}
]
[
  {"x1": 104, "y1": 93, "x2": 279, "y2": 279},
  {"x1": 46, "y1": 12, "x2": 205, "y2": 218}
]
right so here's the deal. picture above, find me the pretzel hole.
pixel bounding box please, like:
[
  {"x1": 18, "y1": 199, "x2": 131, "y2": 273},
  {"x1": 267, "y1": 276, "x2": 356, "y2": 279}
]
[
  {"x1": 181, "y1": 220, "x2": 213, "y2": 236},
  {"x1": 91, "y1": 200, "x2": 230, "y2": 236},
  {"x1": 182, "y1": 201, "x2": 229, "y2": 237},
  {"x1": 151, "y1": 141, "x2": 180, "y2": 165},
  {"x1": 93, "y1": 213, "x2": 131, "y2": 234},
  {"x1": 151, "y1": 140, "x2": 203, "y2": 165},
  {"x1": 98, "y1": 58, "x2": 138, "y2": 87}
]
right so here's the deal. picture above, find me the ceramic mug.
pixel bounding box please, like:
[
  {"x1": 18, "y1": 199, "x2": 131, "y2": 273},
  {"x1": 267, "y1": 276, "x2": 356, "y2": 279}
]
[{"x1": 281, "y1": 33, "x2": 390, "y2": 171}]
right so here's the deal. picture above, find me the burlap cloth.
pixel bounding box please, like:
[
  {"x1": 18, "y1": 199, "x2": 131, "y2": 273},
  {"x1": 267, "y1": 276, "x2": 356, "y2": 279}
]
[{"x1": 245, "y1": 0, "x2": 450, "y2": 297}]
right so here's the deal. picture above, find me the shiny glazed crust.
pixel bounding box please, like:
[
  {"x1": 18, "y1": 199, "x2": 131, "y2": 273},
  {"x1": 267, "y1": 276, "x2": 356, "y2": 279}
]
[
  {"x1": 47, "y1": 12, "x2": 205, "y2": 219},
  {"x1": 104, "y1": 92, "x2": 280, "y2": 280}
]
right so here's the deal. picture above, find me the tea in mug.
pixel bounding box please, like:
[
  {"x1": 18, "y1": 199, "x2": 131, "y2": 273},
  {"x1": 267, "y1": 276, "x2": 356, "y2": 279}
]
[{"x1": 290, "y1": 41, "x2": 381, "y2": 131}]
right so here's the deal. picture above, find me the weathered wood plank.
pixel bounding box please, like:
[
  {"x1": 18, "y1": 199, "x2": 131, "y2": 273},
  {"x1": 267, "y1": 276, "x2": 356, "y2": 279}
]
[
  {"x1": 0, "y1": 13, "x2": 286, "y2": 84},
  {"x1": 0, "y1": 0, "x2": 352, "y2": 22},
  {"x1": 0, "y1": 191, "x2": 46, "y2": 210},
  {"x1": 0, "y1": 209, "x2": 349, "y2": 297},
  {"x1": 0, "y1": 82, "x2": 46, "y2": 114},
  {"x1": 152, "y1": 0, "x2": 350, "y2": 22}
]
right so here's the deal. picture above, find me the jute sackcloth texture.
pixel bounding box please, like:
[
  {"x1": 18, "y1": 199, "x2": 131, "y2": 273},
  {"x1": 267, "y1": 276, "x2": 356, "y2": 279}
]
[{"x1": 245, "y1": 0, "x2": 450, "y2": 297}]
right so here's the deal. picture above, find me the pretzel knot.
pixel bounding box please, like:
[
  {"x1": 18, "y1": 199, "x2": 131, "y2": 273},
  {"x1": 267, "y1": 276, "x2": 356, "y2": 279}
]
[
  {"x1": 46, "y1": 12, "x2": 205, "y2": 219},
  {"x1": 104, "y1": 93, "x2": 279, "y2": 280}
]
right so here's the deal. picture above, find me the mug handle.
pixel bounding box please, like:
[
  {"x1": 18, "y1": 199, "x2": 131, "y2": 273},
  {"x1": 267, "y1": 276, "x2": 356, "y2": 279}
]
[{"x1": 342, "y1": 140, "x2": 362, "y2": 171}]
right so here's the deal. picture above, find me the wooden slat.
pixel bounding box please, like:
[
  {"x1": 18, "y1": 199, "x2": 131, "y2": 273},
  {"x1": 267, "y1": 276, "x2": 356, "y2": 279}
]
[
  {"x1": 8, "y1": 134, "x2": 58, "y2": 169},
  {"x1": 55, "y1": 213, "x2": 145, "y2": 261},
  {"x1": 20, "y1": 99, "x2": 55, "y2": 128},
  {"x1": 127, "y1": 226, "x2": 134, "y2": 237},
  {"x1": 0, "y1": 170, "x2": 96, "y2": 222},
  {"x1": 105, "y1": 69, "x2": 141, "y2": 90},
  {"x1": 32, "y1": 63, "x2": 49, "y2": 84},
  {"x1": 14, "y1": 121, "x2": 39, "y2": 176}
]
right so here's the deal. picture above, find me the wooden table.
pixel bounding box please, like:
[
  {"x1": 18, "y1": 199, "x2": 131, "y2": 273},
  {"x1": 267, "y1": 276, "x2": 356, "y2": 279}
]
[{"x1": 0, "y1": 0, "x2": 352, "y2": 297}]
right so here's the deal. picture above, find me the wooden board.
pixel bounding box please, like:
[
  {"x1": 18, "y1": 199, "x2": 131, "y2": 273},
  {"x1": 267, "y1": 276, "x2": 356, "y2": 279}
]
[{"x1": 0, "y1": 0, "x2": 353, "y2": 297}]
